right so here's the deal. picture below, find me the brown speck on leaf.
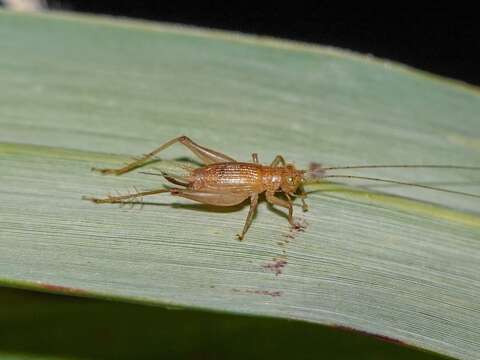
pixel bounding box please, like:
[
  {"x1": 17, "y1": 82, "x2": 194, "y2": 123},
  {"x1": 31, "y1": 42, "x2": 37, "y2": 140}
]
[
  {"x1": 262, "y1": 258, "x2": 288, "y2": 276},
  {"x1": 247, "y1": 289, "x2": 282, "y2": 297},
  {"x1": 231, "y1": 288, "x2": 282, "y2": 297},
  {"x1": 293, "y1": 219, "x2": 308, "y2": 231},
  {"x1": 282, "y1": 218, "x2": 308, "y2": 241}
]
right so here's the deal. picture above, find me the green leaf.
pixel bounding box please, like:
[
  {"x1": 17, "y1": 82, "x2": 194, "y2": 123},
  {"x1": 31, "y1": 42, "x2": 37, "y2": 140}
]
[{"x1": 0, "y1": 10, "x2": 479, "y2": 359}]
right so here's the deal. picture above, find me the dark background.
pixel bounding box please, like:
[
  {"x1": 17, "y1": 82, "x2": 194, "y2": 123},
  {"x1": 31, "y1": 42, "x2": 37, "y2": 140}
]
[{"x1": 43, "y1": 2, "x2": 480, "y2": 87}]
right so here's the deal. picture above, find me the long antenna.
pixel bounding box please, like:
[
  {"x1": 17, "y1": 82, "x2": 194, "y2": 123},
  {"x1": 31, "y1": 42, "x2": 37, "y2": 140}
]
[
  {"x1": 321, "y1": 165, "x2": 480, "y2": 171},
  {"x1": 319, "y1": 175, "x2": 480, "y2": 198}
]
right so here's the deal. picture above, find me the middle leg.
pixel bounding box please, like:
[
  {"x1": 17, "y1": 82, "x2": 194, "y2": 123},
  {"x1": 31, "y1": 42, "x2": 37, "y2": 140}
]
[{"x1": 237, "y1": 193, "x2": 259, "y2": 241}]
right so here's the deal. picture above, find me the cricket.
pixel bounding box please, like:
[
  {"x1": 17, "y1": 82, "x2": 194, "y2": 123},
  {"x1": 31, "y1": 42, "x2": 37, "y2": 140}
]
[{"x1": 84, "y1": 136, "x2": 480, "y2": 240}]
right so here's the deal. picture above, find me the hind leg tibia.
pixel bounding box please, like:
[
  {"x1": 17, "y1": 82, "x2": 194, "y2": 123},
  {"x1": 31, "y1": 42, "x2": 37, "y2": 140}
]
[{"x1": 83, "y1": 188, "x2": 171, "y2": 204}]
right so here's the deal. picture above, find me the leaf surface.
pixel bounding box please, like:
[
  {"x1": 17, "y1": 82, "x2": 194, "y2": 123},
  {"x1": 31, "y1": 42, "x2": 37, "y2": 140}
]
[{"x1": 0, "y1": 10, "x2": 479, "y2": 359}]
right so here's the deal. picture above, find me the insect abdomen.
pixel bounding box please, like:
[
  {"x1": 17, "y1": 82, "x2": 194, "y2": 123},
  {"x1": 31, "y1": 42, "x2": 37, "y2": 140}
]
[{"x1": 192, "y1": 162, "x2": 263, "y2": 192}]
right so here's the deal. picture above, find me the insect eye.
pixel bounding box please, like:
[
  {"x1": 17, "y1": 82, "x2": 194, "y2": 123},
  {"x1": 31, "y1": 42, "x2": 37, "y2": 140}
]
[{"x1": 287, "y1": 177, "x2": 294, "y2": 183}]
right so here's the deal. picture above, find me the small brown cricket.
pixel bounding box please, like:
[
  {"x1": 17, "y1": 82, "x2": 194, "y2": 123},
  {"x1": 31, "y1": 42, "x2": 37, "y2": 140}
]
[{"x1": 84, "y1": 136, "x2": 480, "y2": 240}]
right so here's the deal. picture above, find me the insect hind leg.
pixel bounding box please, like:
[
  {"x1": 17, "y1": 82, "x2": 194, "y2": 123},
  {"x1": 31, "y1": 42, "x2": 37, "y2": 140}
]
[
  {"x1": 170, "y1": 189, "x2": 249, "y2": 207},
  {"x1": 93, "y1": 136, "x2": 236, "y2": 176},
  {"x1": 163, "y1": 174, "x2": 190, "y2": 187},
  {"x1": 83, "y1": 188, "x2": 172, "y2": 204},
  {"x1": 270, "y1": 155, "x2": 286, "y2": 167}
]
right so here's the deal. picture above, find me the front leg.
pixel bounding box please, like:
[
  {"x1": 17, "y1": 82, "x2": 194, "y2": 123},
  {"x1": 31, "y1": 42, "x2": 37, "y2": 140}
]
[{"x1": 296, "y1": 185, "x2": 309, "y2": 212}]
